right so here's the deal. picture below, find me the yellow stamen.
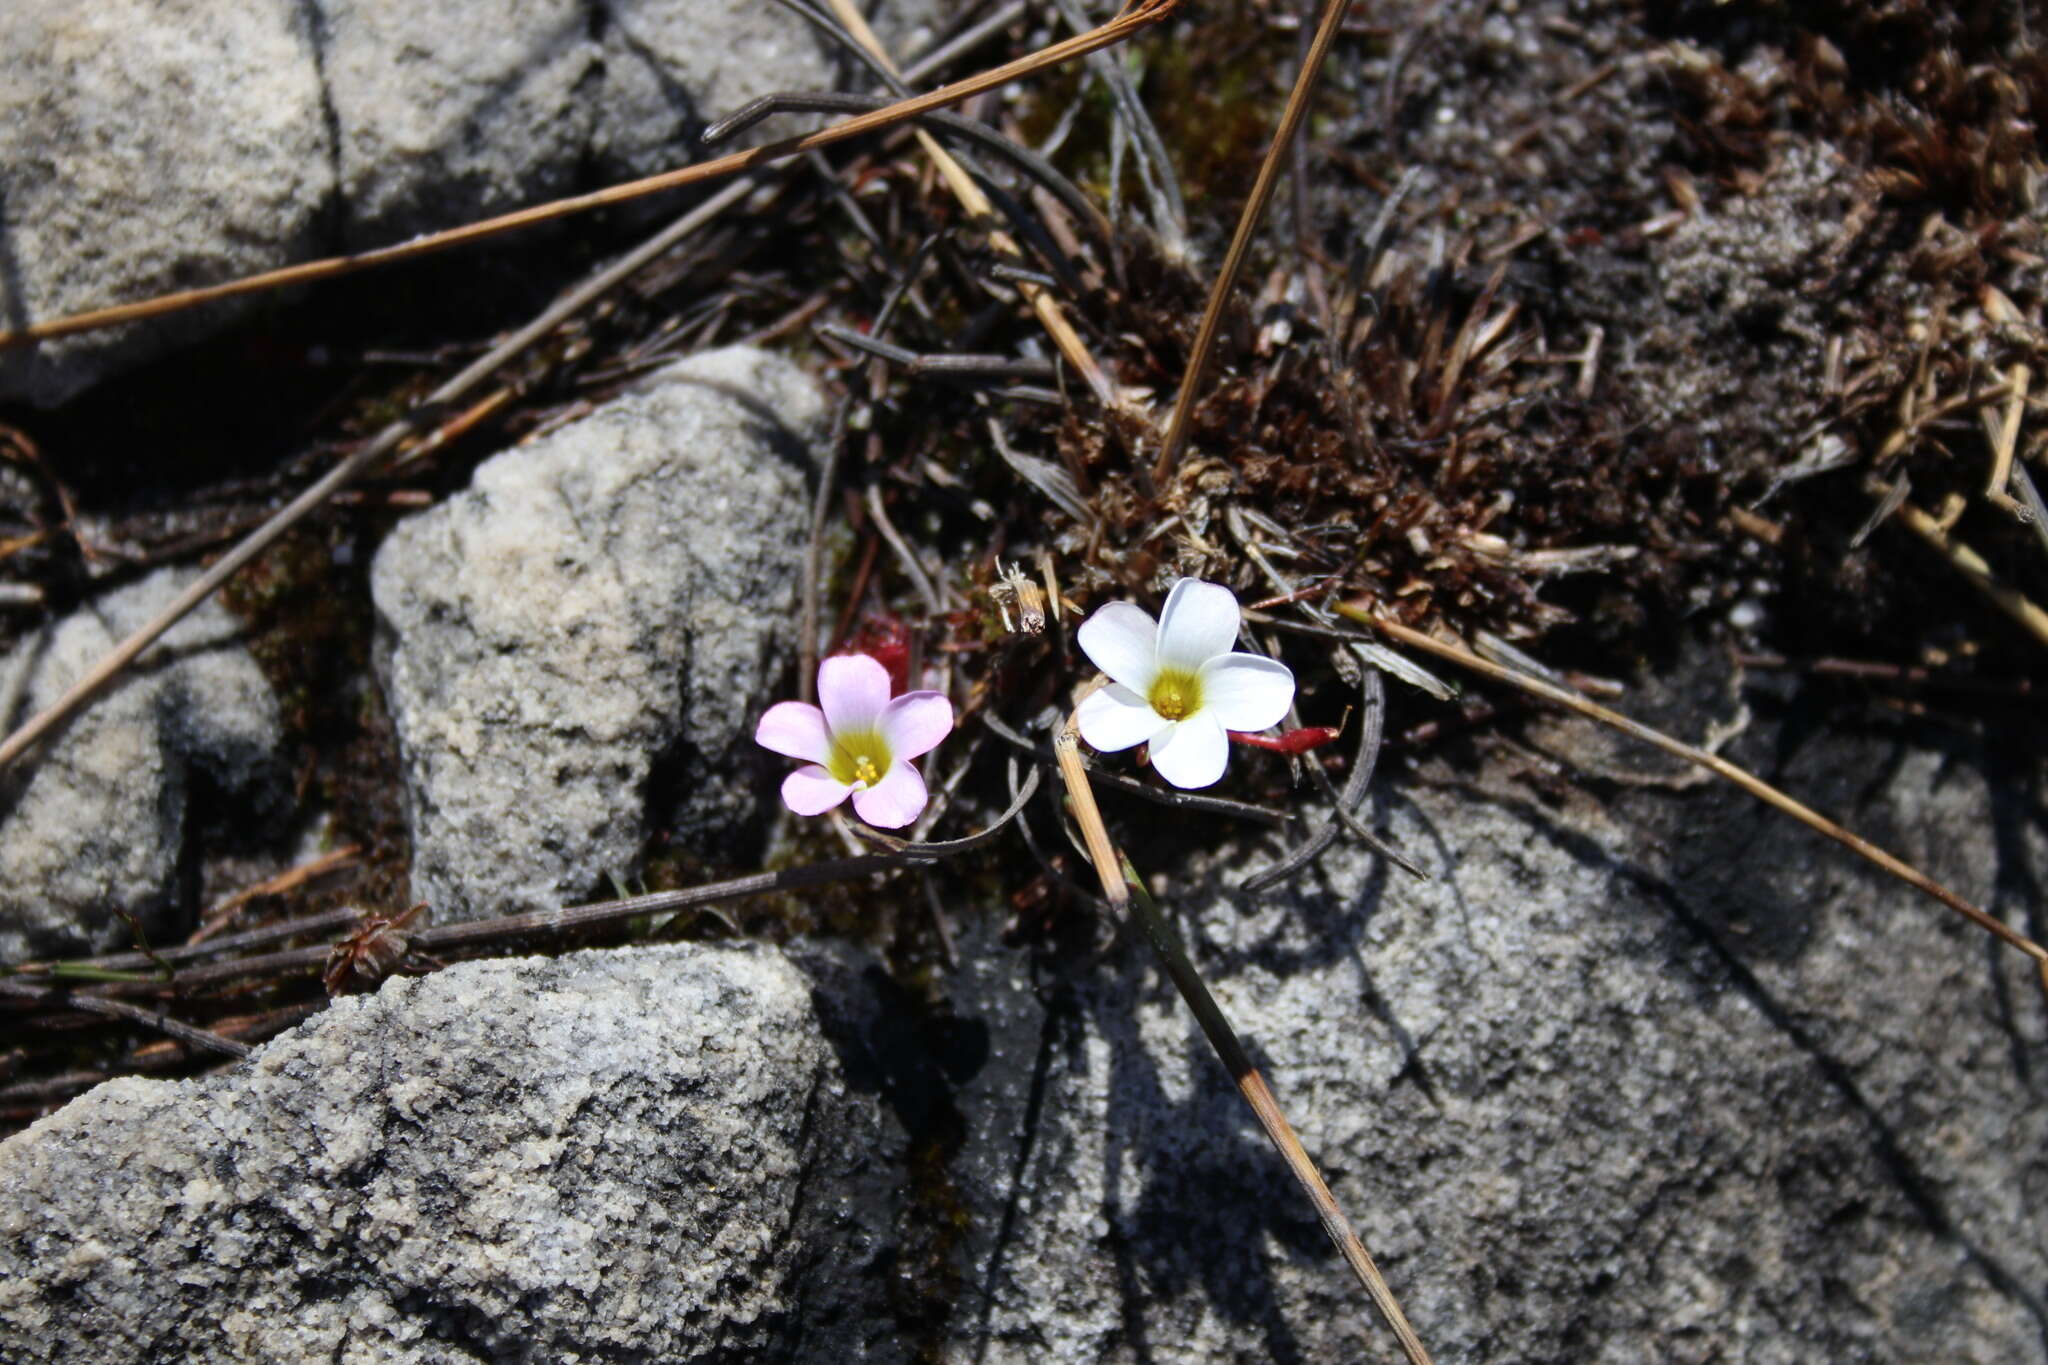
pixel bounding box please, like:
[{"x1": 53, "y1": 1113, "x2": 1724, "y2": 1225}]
[
  {"x1": 1148, "y1": 668, "x2": 1200, "y2": 721},
  {"x1": 829, "y1": 728, "x2": 893, "y2": 788}
]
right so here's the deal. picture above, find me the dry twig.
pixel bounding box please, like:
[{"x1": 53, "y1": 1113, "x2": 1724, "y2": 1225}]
[
  {"x1": 1051, "y1": 697, "x2": 1436, "y2": 1364},
  {"x1": 1347, "y1": 605, "x2": 2048, "y2": 989}
]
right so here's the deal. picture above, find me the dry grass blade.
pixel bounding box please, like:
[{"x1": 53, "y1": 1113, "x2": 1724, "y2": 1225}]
[
  {"x1": 0, "y1": 0, "x2": 1181, "y2": 350},
  {"x1": 3, "y1": 769, "x2": 1044, "y2": 1009},
  {"x1": 1346, "y1": 605, "x2": 2048, "y2": 989},
  {"x1": 1051, "y1": 701, "x2": 1436, "y2": 1365},
  {"x1": 0, "y1": 981, "x2": 252, "y2": 1059},
  {"x1": 1869, "y1": 478, "x2": 2048, "y2": 648},
  {"x1": 823, "y1": 0, "x2": 1117, "y2": 407},
  {"x1": 1148, "y1": 0, "x2": 1353, "y2": 489}
]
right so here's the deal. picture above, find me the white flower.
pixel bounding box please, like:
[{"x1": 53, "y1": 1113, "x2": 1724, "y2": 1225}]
[{"x1": 1074, "y1": 578, "x2": 1295, "y2": 789}]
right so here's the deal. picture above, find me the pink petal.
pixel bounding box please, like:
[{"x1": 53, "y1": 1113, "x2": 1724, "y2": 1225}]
[
  {"x1": 1076, "y1": 602, "x2": 1160, "y2": 695},
  {"x1": 818, "y1": 653, "x2": 892, "y2": 734},
  {"x1": 1076, "y1": 683, "x2": 1173, "y2": 752},
  {"x1": 850, "y1": 761, "x2": 927, "y2": 828},
  {"x1": 879, "y1": 691, "x2": 954, "y2": 762},
  {"x1": 1196, "y1": 653, "x2": 1296, "y2": 732},
  {"x1": 754, "y1": 701, "x2": 834, "y2": 764},
  {"x1": 1156, "y1": 579, "x2": 1241, "y2": 672},
  {"x1": 782, "y1": 765, "x2": 852, "y2": 816},
  {"x1": 1148, "y1": 713, "x2": 1230, "y2": 789}
]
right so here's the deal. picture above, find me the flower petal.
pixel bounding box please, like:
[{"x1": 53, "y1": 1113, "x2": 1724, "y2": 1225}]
[
  {"x1": 782, "y1": 765, "x2": 852, "y2": 816},
  {"x1": 1077, "y1": 684, "x2": 1174, "y2": 752},
  {"x1": 819, "y1": 653, "x2": 892, "y2": 734},
  {"x1": 1076, "y1": 602, "x2": 1161, "y2": 694},
  {"x1": 850, "y1": 760, "x2": 927, "y2": 828},
  {"x1": 879, "y1": 691, "x2": 954, "y2": 762},
  {"x1": 1197, "y1": 653, "x2": 1296, "y2": 732},
  {"x1": 754, "y1": 701, "x2": 834, "y2": 764},
  {"x1": 1156, "y1": 579, "x2": 1242, "y2": 671},
  {"x1": 1148, "y1": 712, "x2": 1230, "y2": 789}
]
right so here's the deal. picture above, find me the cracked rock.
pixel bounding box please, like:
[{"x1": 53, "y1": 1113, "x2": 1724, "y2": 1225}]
[
  {"x1": 0, "y1": 0, "x2": 334, "y2": 406},
  {"x1": 370, "y1": 345, "x2": 825, "y2": 923},
  {"x1": 0, "y1": 568, "x2": 287, "y2": 964},
  {"x1": 0, "y1": 943, "x2": 901, "y2": 1363},
  {"x1": 936, "y1": 675, "x2": 2047, "y2": 1361}
]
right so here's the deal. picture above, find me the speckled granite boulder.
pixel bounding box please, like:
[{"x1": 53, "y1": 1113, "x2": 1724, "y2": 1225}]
[{"x1": 370, "y1": 345, "x2": 825, "y2": 922}]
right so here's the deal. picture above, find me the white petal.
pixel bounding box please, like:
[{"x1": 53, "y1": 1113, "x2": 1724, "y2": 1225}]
[
  {"x1": 1148, "y1": 713, "x2": 1230, "y2": 789},
  {"x1": 878, "y1": 691, "x2": 953, "y2": 762},
  {"x1": 1156, "y1": 579, "x2": 1241, "y2": 671},
  {"x1": 1197, "y1": 653, "x2": 1296, "y2": 732},
  {"x1": 754, "y1": 701, "x2": 833, "y2": 765},
  {"x1": 850, "y1": 761, "x2": 927, "y2": 828},
  {"x1": 782, "y1": 765, "x2": 852, "y2": 816},
  {"x1": 819, "y1": 653, "x2": 892, "y2": 734},
  {"x1": 1077, "y1": 684, "x2": 1174, "y2": 752},
  {"x1": 1076, "y1": 602, "x2": 1160, "y2": 694}
]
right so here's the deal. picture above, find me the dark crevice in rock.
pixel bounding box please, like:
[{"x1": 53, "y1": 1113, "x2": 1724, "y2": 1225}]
[
  {"x1": 292, "y1": 0, "x2": 347, "y2": 255},
  {"x1": 967, "y1": 979, "x2": 1067, "y2": 1355}
]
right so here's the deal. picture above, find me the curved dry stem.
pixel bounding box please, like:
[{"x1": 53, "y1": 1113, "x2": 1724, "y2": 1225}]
[
  {"x1": 1051, "y1": 703, "x2": 1436, "y2": 1364},
  {"x1": 1345, "y1": 604, "x2": 2048, "y2": 981},
  {"x1": 820, "y1": 0, "x2": 1115, "y2": 407}
]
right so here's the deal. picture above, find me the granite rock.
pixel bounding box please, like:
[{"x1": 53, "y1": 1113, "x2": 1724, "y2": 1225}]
[
  {"x1": 370, "y1": 345, "x2": 825, "y2": 922},
  {"x1": 0, "y1": 0, "x2": 937, "y2": 404},
  {"x1": 0, "y1": 943, "x2": 903, "y2": 1363},
  {"x1": 0, "y1": 0, "x2": 334, "y2": 406},
  {"x1": 934, "y1": 681, "x2": 2048, "y2": 1361},
  {"x1": 315, "y1": 0, "x2": 598, "y2": 246},
  {"x1": 0, "y1": 567, "x2": 286, "y2": 964}
]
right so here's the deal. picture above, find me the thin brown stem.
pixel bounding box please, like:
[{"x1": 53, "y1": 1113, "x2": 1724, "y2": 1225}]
[
  {"x1": 1345, "y1": 605, "x2": 2048, "y2": 984},
  {"x1": 1148, "y1": 0, "x2": 1352, "y2": 488},
  {"x1": 1052, "y1": 702, "x2": 1435, "y2": 1364},
  {"x1": 0, "y1": 0, "x2": 1179, "y2": 351}
]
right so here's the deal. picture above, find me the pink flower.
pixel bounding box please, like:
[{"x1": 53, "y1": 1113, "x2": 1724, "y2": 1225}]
[{"x1": 754, "y1": 653, "x2": 954, "y2": 829}]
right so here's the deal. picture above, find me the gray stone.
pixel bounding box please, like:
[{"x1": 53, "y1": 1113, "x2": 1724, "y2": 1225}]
[
  {"x1": 0, "y1": 943, "x2": 902, "y2": 1363},
  {"x1": 0, "y1": 0, "x2": 334, "y2": 406},
  {"x1": 0, "y1": 0, "x2": 941, "y2": 404},
  {"x1": 935, "y1": 687, "x2": 2048, "y2": 1361},
  {"x1": 370, "y1": 345, "x2": 826, "y2": 923},
  {"x1": 316, "y1": 0, "x2": 598, "y2": 246},
  {"x1": 0, "y1": 568, "x2": 286, "y2": 964},
  {"x1": 592, "y1": 0, "x2": 945, "y2": 177}
]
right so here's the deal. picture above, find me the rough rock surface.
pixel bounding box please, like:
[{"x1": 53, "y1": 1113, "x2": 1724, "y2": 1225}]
[
  {"x1": 933, "y1": 679, "x2": 2048, "y2": 1362},
  {"x1": 0, "y1": 568, "x2": 285, "y2": 964},
  {"x1": 0, "y1": 0, "x2": 334, "y2": 406},
  {"x1": 0, "y1": 0, "x2": 940, "y2": 405},
  {"x1": 591, "y1": 0, "x2": 931, "y2": 176},
  {"x1": 0, "y1": 686, "x2": 2039, "y2": 1360},
  {"x1": 0, "y1": 944, "x2": 903, "y2": 1364},
  {"x1": 316, "y1": 0, "x2": 598, "y2": 247},
  {"x1": 370, "y1": 345, "x2": 825, "y2": 922}
]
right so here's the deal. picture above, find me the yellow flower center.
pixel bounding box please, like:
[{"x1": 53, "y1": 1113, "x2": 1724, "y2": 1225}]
[
  {"x1": 1148, "y1": 668, "x2": 1201, "y2": 722},
  {"x1": 828, "y1": 729, "x2": 892, "y2": 788}
]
